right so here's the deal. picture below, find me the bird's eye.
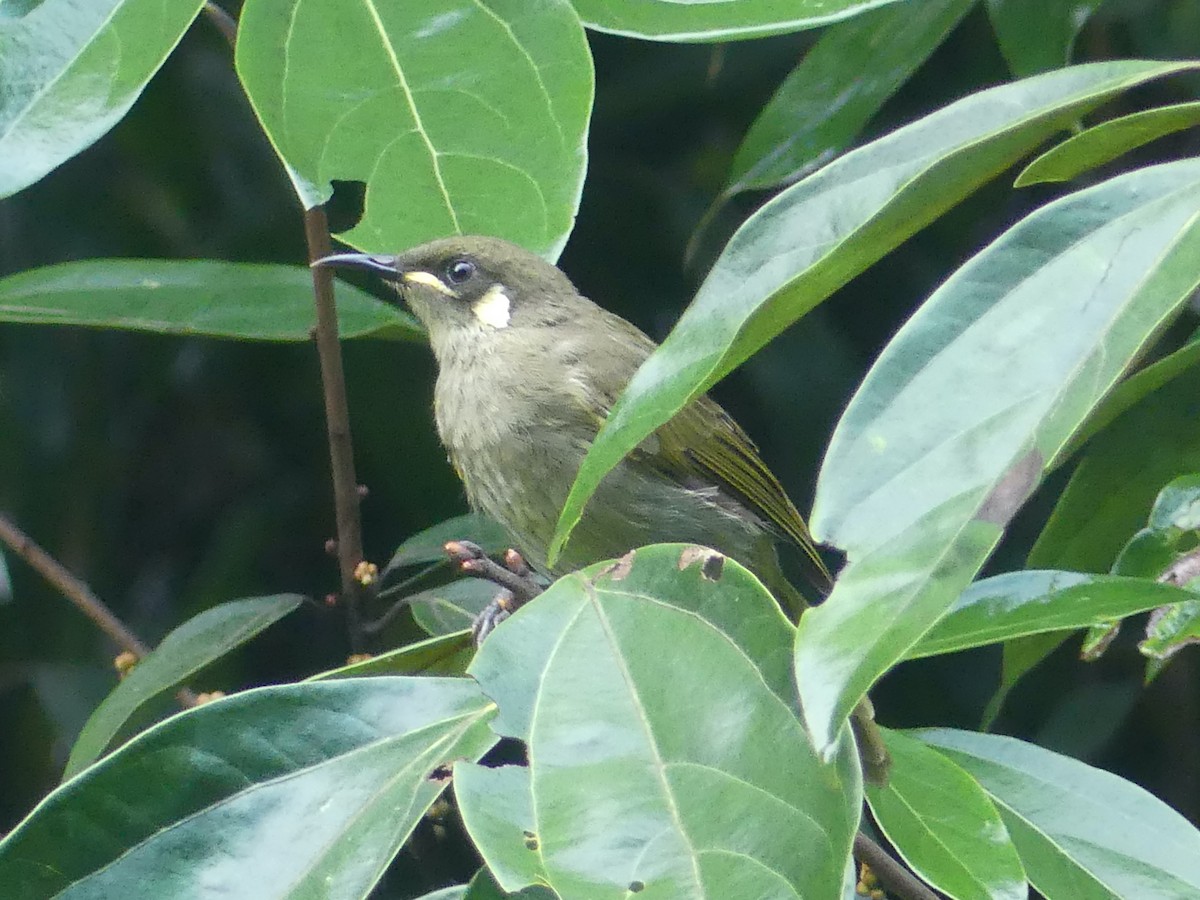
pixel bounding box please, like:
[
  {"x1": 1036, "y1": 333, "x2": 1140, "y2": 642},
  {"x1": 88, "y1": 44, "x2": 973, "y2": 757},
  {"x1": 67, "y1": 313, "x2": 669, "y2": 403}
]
[{"x1": 445, "y1": 259, "x2": 476, "y2": 285}]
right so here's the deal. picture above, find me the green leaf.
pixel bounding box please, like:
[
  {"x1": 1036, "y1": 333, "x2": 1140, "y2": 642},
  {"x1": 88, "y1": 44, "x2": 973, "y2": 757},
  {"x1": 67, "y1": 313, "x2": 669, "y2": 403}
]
[
  {"x1": 1030, "y1": 365, "x2": 1200, "y2": 573},
  {"x1": 985, "y1": 0, "x2": 1103, "y2": 77},
  {"x1": 570, "y1": 0, "x2": 904, "y2": 42},
  {"x1": 410, "y1": 578, "x2": 501, "y2": 637},
  {"x1": 1055, "y1": 331, "x2": 1200, "y2": 464},
  {"x1": 472, "y1": 544, "x2": 800, "y2": 741},
  {"x1": 455, "y1": 763, "x2": 550, "y2": 893},
  {"x1": 0, "y1": 0, "x2": 205, "y2": 199},
  {"x1": 416, "y1": 886, "x2": 469, "y2": 900},
  {"x1": 63, "y1": 594, "x2": 303, "y2": 780},
  {"x1": 1141, "y1": 598, "x2": 1200, "y2": 681},
  {"x1": 987, "y1": 475, "x2": 1200, "y2": 722},
  {"x1": 0, "y1": 678, "x2": 499, "y2": 898},
  {"x1": 725, "y1": 0, "x2": 974, "y2": 194},
  {"x1": 1017, "y1": 101, "x2": 1200, "y2": 186},
  {"x1": 550, "y1": 59, "x2": 1196, "y2": 566},
  {"x1": 918, "y1": 728, "x2": 1200, "y2": 898},
  {"x1": 308, "y1": 630, "x2": 475, "y2": 679},
  {"x1": 908, "y1": 571, "x2": 1198, "y2": 659},
  {"x1": 462, "y1": 867, "x2": 556, "y2": 900},
  {"x1": 798, "y1": 155, "x2": 1200, "y2": 756},
  {"x1": 383, "y1": 513, "x2": 510, "y2": 574},
  {"x1": 0, "y1": 259, "x2": 421, "y2": 341},
  {"x1": 468, "y1": 544, "x2": 859, "y2": 898},
  {"x1": 235, "y1": 0, "x2": 593, "y2": 260},
  {"x1": 866, "y1": 729, "x2": 1026, "y2": 900},
  {"x1": 1147, "y1": 473, "x2": 1200, "y2": 532}
]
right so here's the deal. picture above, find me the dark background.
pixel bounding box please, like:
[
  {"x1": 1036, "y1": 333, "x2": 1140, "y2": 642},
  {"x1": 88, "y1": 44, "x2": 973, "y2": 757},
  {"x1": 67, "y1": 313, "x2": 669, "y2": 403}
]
[{"x1": 3, "y1": 0, "x2": 1200, "y2": 850}]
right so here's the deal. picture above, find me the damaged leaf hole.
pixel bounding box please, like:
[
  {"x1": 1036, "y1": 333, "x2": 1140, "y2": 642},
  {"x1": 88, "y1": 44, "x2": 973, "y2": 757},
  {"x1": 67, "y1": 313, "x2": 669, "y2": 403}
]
[
  {"x1": 677, "y1": 545, "x2": 725, "y2": 581},
  {"x1": 325, "y1": 179, "x2": 366, "y2": 233}
]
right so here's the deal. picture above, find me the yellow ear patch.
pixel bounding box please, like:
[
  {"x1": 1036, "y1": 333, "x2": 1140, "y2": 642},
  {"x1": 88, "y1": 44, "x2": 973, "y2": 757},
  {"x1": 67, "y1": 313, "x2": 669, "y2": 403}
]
[
  {"x1": 402, "y1": 270, "x2": 457, "y2": 297},
  {"x1": 473, "y1": 284, "x2": 511, "y2": 329}
]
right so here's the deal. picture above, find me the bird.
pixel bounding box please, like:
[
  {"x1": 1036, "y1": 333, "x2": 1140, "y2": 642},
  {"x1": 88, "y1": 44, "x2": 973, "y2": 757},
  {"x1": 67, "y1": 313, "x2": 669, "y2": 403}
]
[{"x1": 313, "y1": 235, "x2": 888, "y2": 782}]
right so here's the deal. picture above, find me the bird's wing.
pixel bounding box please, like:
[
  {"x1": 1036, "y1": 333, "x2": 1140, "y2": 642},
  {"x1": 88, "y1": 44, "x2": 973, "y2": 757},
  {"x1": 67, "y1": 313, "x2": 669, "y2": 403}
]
[
  {"x1": 578, "y1": 312, "x2": 830, "y2": 586},
  {"x1": 653, "y1": 396, "x2": 830, "y2": 586}
]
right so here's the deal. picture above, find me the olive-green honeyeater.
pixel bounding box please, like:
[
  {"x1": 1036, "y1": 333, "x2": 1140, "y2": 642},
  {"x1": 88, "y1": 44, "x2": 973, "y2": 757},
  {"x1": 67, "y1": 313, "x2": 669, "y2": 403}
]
[{"x1": 315, "y1": 235, "x2": 889, "y2": 782}]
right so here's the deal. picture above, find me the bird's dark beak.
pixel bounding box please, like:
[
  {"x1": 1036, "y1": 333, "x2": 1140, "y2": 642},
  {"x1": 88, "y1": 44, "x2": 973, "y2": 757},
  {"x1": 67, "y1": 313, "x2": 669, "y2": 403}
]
[{"x1": 310, "y1": 252, "x2": 402, "y2": 282}]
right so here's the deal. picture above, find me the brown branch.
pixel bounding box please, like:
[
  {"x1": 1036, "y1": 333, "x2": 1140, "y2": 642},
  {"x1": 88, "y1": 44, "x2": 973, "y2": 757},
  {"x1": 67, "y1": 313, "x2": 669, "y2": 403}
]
[
  {"x1": 305, "y1": 206, "x2": 368, "y2": 651},
  {"x1": 0, "y1": 512, "x2": 197, "y2": 707},
  {"x1": 854, "y1": 831, "x2": 940, "y2": 900},
  {"x1": 445, "y1": 541, "x2": 544, "y2": 604},
  {"x1": 203, "y1": 1, "x2": 237, "y2": 49}
]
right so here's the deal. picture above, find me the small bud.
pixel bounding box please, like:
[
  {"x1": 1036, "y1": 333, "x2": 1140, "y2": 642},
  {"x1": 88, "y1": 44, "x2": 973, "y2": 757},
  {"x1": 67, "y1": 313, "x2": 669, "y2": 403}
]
[
  {"x1": 504, "y1": 548, "x2": 530, "y2": 576},
  {"x1": 324, "y1": 538, "x2": 338, "y2": 556},
  {"x1": 113, "y1": 651, "x2": 139, "y2": 679},
  {"x1": 355, "y1": 484, "x2": 369, "y2": 498},
  {"x1": 354, "y1": 560, "x2": 378, "y2": 586},
  {"x1": 324, "y1": 593, "x2": 338, "y2": 607},
  {"x1": 195, "y1": 690, "x2": 226, "y2": 705}
]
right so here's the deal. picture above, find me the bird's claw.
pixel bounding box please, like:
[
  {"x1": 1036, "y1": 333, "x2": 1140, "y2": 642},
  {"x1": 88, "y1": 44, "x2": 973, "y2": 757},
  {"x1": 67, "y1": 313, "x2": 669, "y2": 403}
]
[
  {"x1": 444, "y1": 541, "x2": 545, "y2": 644},
  {"x1": 471, "y1": 588, "x2": 516, "y2": 645}
]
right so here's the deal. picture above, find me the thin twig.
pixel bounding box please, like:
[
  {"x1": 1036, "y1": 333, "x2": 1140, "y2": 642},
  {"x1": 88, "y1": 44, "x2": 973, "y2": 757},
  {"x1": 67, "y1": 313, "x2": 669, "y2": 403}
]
[
  {"x1": 445, "y1": 541, "x2": 544, "y2": 604},
  {"x1": 203, "y1": 1, "x2": 238, "y2": 49},
  {"x1": 0, "y1": 512, "x2": 198, "y2": 707},
  {"x1": 305, "y1": 206, "x2": 368, "y2": 651},
  {"x1": 854, "y1": 832, "x2": 940, "y2": 900}
]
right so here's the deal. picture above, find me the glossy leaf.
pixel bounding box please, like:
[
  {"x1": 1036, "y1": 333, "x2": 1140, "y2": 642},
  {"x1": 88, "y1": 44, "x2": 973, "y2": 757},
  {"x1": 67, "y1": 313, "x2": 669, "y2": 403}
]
[
  {"x1": 309, "y1": 631, "x2": 475, "y2": 679},
  {"x1": 908, "y1": 571, "x2": 1197, "y2": 659},
  {"x1": 726, "y1": 0, "x2": 974, "y2": 194},
  {"x1": 1137, "y1": 475, "x2": 1200, "y2": 679},
  {"x1": 0, "y1": 259, "x2": 420, "y2": 341},
  {"x1": 462, "y1": 868, "x2": 556, "y2": 900},
  {"x1": 0, "y1": 0, "x2": 205, "y2": 200},
  {"x1": 236, "y1": 0, "x2": 593, "y2": 260},
  {"x1": 1148, "y1": 475, "x2": 1200, "y2": 530},
  {"x1": 1030, "y1": 365, "x2": 1200, "y2": 573},
  {"x1": 1018, "y1": 100, "x2": 1200, "y2": 186},
  {"x1": 866, "y1": 729, "x2": 1025, "y2": 900},
  {"x1": 383, "y1": 513, "x2": 510, "y2": 574},
  {"x1": 455, "y1": 763, "x2": 550, "y2": 893},
  {"x1": 798, "y1": 155, "x2": 1200, "y2": 756},
  {"x1": 1142, "y1": 599, "x2": 1200, "y2": 679},
  {"x1": 417, "y1": 886, "x2": 469, "y2": 900},
  {"x1": 473, "y1": 543, "x2": 800, "y2": 740},
  {"x1": 468, "y1": 544, "x2": 859, "y2": 898},
  {"x1": 918, "y1": 728, "x2": 1200, "y2": 898},
  {"x1": 985, "y1": 0, "x2": 1103, "y2": 77},
  {"x1": 410, "y1": 578, "x2": 501, "y2": 637},
  {"x1": 571, "y1": 0, "x2": 902, "y2": 42},
  {"x1": 988, "y1": 473, "x2": 1200, "y2": 722},
  {"x1": 1055, "y1": 332, "x2": 1200, "y2": 464},
  {"x1": 64, "y1": 594, "x2": 303, "y2": 780},
  {"x1": 0, "y1": 678, "x2": 499, "y2": 898},
  {"x1": 550, "y1": 60, "x2": 1196, "y2": 566}
]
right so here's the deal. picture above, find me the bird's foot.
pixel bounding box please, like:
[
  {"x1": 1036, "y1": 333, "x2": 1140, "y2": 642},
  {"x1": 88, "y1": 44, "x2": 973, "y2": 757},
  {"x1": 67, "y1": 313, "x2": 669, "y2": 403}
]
[{"x1": 443, "y1": 541, "x2": 545, "y2": 645}]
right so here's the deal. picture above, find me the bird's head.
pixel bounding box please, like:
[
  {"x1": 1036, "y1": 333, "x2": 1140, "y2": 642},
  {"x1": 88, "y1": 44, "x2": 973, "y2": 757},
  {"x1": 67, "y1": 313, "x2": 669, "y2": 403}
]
[{"x1": 313, "y1": 236, "x2": 583, "y2": 358}]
